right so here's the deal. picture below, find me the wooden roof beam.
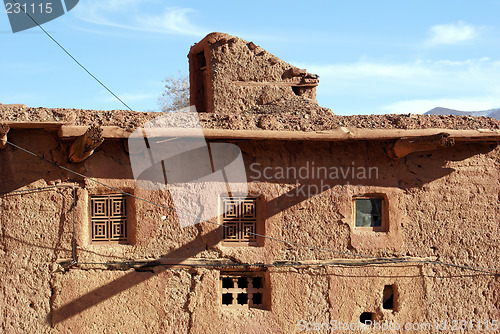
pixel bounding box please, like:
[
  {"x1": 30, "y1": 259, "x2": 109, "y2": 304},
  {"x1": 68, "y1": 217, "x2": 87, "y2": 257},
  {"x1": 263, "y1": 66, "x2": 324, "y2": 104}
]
[
  {"x1": 58, "y1": 125, "x2": 500, "y2": 142},
  {"x1": 68, "y1": 125, "x2": 104, "y2": 163},
  {"x1": 386, "y1": 132, "x2": 456, "y2": 159},
  {"x1": 0, "y1": 123, "x2": 10, "y2": 150}
]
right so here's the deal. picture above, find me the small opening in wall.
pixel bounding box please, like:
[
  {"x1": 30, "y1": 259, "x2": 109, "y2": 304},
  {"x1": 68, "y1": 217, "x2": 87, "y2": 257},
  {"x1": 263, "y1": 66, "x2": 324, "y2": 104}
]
[
  {"x1": 237, "y1": 277, "x2": 248, "y2": 288},
  {"x1": 222, "y1": 293, "x2": 233, "y2": 305},
  {"x1": 359, "y1": 312, "x2": 374, "y2": 324},
  {"x1": 222, "y1": 277, "x2": 233, "y2": 289},
  {"x1": 197, "y1": 51, "x2": 206, "y2": 68},
  {"x1": 292, "y1": 85, "x2": 314, "y2": 97},
  {"x1": 220, "y1": 272, "x2": 266, "y2": 309},
  {"x1": 191, "y1": 51, "x2": 207, "y2": 112},
  {"x1": 237, "y1": 293, "x2": 248, "y2": 305},
  {"x1": 383, "y1": 285, "x2": 395, "y2": 309},
  {"x1": 252, "y1": 276, "x2": 263, "y2": 289},
  {"x1": 252, "y1": 293, "x2": 263, "y2": 304}
]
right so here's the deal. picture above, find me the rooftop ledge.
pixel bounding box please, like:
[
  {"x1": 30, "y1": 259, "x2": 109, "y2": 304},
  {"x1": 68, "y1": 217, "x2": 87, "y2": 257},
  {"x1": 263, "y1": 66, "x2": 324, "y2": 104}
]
[
  {"x1": 1, "y1": 122, "x2": 499, "y2": 142},
  {"x1": 58, "y1": 125, "x2": 500, "y2": 142}
]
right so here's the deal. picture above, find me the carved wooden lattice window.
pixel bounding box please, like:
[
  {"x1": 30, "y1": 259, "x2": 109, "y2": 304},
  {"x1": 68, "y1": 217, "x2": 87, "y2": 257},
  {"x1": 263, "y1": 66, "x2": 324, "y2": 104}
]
[
  {"x1": 91, "y1": 194, "x2": 127, "y2": 242},
  {"x1": 220, "y1": 272, "x2": 265, "y2": 309},
  {"x1": 222, "y1": 197, "x2": 258, "y2": 244}
]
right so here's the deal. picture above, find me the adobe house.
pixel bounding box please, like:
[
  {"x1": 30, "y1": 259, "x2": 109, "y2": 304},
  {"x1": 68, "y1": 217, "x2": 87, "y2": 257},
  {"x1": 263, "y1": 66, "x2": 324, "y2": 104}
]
[{"x1": 0, "y1": 33, "x2": 499, "y2": 333}]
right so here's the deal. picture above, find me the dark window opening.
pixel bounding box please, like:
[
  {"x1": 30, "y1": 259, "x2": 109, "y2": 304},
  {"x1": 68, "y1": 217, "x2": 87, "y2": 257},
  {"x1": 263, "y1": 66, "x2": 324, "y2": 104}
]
[
  {"x1": 198, "y1": 51, "x2": 206, "y2": 68},
  {"x1": 237, "y1": 277, "x2": 248, "y2": 289},
  {"x1": 252, "y1": 293, "x2": 262, "y2": 304},
  {"x1": 359, "y1": 312, "x2": 374, "y2": 324},
  {"x1": 220, "y1": 272, "x2": 266, "y2": 309},
  {"x1": 191, "y1": 51, "x2": 207, "y2": 112},
  {"x1": 222, "y1": 277, "x2": 233, "y2": 289},
  {"x1": 355, "y1": 198, "x2": 383, "y2": 228},
  {"x1": 222, "y1": 293, "x2": 233, "y2": 305},
  {"x1": 383, "y1": 285, "x2": 395, "y2": 310},
  {"x1": 252, "y1": 276, "x2": 262, "y2": 289},
  {"x1": 237, "y1": 293, "x2": 248, "y2": 305}
]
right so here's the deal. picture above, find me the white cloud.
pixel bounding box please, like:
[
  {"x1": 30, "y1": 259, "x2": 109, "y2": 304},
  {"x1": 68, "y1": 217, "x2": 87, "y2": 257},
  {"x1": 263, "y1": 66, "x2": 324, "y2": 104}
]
[
  {"x1": 135, "y1": 8, "x2": 202, "y2": 35},
  {"x1": 434, "y1": 57, "x2": 490, "y2": 66},
  {"x1": 427, "y1": 21, "x2": 478, "y2": 46},
  {"x1": 298, "y1": 57, "x2": 500, "y2": 88},
  {"x1": 300, "y1": 61, "x2": 435, "y2": 81},
  {"x1": 73, "y1": 0, "x2": 205, "y2": 36},
  {"x1": 295, "y1": 57, "x2": 500, "y2": 114}
]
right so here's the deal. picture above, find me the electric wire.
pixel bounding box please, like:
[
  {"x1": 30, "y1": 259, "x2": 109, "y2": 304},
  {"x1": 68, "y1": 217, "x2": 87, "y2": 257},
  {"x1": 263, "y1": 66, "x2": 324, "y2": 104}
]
[
  {"x1": 6, "y1": 139, "x2": 394, "y2": 261},
  {"x1": 4, "y1": 2, "x2": 499, "y2": 275},
  {"x1": 11, "y1": 0, "x2": 133, "y2": 111},
  {"x1": 0, "y1": 184, "x2": 77, "y2": 263},
  {"x1": 3, "y1": 139, "x2": 499, "y2": 275}
]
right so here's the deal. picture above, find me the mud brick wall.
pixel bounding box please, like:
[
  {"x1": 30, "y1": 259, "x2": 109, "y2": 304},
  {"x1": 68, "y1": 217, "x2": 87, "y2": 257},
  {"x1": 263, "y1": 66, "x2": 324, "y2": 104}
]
[{"x1": 0, "y1": 127, "x2": 497, "y2": 333}]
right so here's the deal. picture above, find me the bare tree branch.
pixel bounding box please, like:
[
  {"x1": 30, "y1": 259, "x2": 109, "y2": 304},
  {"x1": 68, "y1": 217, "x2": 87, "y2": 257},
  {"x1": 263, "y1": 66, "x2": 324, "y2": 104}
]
[{"x1": 157, "y1": 74, "x2": 190, "y2": 112}]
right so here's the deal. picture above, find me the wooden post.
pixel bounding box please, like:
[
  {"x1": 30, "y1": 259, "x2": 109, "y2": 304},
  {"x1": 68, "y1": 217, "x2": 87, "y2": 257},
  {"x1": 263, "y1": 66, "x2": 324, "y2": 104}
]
[
  {"x1": 386, "y1": 132, "x2": 455, "y2": 159},
  {"x1": 68, "y1": 125, "x2": 104, "y2": 163},
  {"x1": 0, "y1": 123, "x2": 10, "y2": 150}
]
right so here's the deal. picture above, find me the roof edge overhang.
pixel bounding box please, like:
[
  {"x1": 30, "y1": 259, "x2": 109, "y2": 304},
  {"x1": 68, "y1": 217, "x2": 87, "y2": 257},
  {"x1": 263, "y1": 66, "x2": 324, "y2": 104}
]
[
  {"x1": 2, "y1": 122, "x2": 499, "y2": 142},
  {"x1": 57, "y1": 125, "x2": 500, "y2": 142}
]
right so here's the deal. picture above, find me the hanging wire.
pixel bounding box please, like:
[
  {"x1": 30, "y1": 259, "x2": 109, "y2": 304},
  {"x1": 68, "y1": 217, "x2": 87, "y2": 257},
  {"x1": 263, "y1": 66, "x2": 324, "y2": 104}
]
[
  {"x1": 10, "y1": 0, "x2": 133, "y2": 111},
  {"x1": 3, "y1": 139, "x2": 499, "y2": 275},
  {"x1": 3, "y1": 3, "x2": 498, "y2": 274},
  {"x1": 0, "y1": 184, "x2": 77, "y2": 263}
]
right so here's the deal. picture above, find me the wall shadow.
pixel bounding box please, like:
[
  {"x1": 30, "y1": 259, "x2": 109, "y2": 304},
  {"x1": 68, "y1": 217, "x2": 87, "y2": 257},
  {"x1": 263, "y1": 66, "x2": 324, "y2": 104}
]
[
  {"x1": 49, "y1": 228, "x2": 219, "y2": 325},
  {"x1": 238, "y1": 141, "x2": 498, "y2": 220}
]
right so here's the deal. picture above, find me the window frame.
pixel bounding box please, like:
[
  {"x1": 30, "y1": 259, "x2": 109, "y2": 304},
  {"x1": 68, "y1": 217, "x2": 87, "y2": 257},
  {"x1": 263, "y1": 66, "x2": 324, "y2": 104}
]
[
  {"x1": 220, "y1": 271, "x2": 267, "y2": 309},
  {"x1": 89, "y1": 194, "x2": 129, "y2": 243},
  {"x1": 353, "y1": 195, "x2": 388, "y2": 232},
  {"x1": 220, "y1": 195, "x2": 263, "y2": 246}
]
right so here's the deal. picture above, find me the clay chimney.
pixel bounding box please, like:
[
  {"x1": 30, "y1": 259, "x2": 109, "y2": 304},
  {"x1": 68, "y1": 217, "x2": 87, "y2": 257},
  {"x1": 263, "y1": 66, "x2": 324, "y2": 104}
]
[{"x1": 188, "y1": 32, "x2": 319, "y2": 113}]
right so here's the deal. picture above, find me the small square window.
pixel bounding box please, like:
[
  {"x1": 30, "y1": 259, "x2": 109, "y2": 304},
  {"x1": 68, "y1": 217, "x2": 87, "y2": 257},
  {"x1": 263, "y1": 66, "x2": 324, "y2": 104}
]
[
  {"x1": 222, "y1": 197, "x2": 260, "y2": 245},
  {"x1": 90, "y1": 194, "x2": 128, "y2": 242},
  {"x1": 220, "y1": 272, "x2": 266, "y2": 309},
  {"x1": 354, "y1": 198, "x2": 384, "y2": 229}
]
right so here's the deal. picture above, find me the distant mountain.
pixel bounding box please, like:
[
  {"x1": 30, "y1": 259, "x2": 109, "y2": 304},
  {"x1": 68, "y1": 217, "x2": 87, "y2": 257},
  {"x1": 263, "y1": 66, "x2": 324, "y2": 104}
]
[{"x1": 425, "y1": 107, "x2": 500, "y2": 120}]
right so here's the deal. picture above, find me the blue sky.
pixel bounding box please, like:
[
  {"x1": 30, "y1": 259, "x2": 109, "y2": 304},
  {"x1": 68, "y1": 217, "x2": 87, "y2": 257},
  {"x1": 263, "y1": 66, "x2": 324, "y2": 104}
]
[{"x1": 1, "y1": 0, "x2": 500, "y2": 115}]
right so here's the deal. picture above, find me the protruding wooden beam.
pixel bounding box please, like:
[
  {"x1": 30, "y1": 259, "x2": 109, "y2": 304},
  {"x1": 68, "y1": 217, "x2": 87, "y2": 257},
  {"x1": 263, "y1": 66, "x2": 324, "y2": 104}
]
[
  {"x1": 68, "y1": 125, "x2": 104, "y2": 163},
  {"x1": 0, "y1": 123, "x2": 10, "y2": 150},
  {"x1": 57, "y1": 125, "x2": 500, "y2": 142},
  {"x1": 59, "y1": 125, "x2": 129, "y2": 139},
  {"x1": 386, "y1": 132, "x2": 455, "y2": 159}
]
